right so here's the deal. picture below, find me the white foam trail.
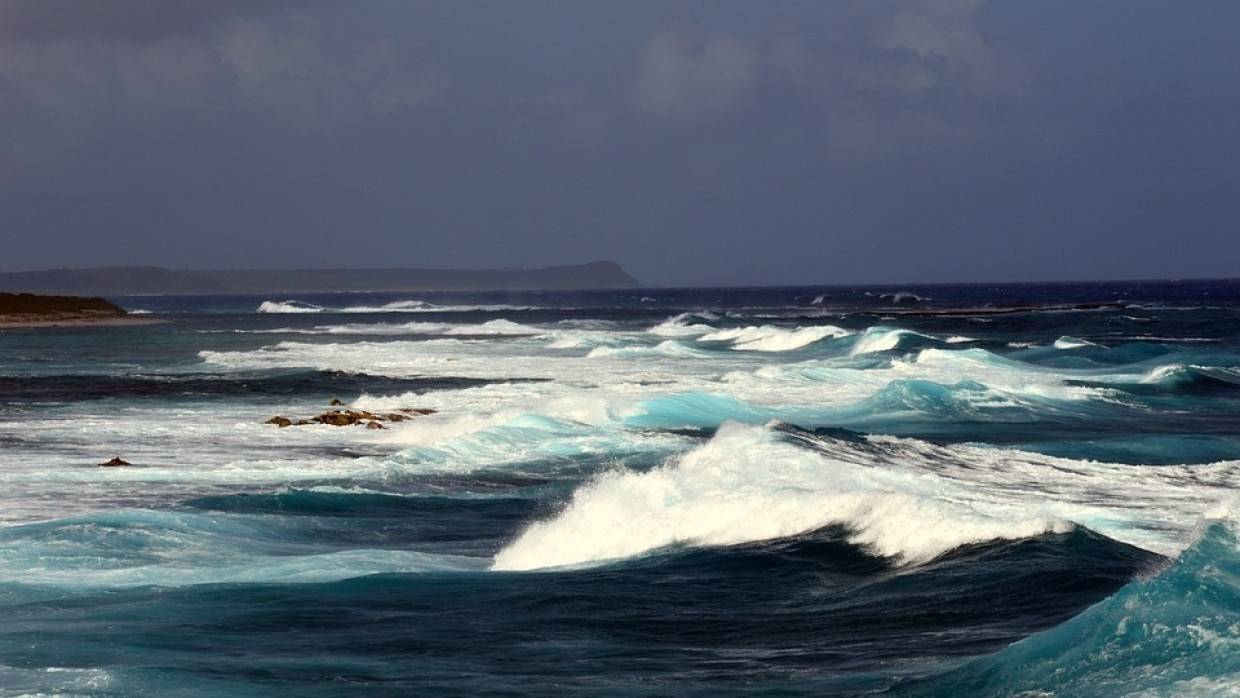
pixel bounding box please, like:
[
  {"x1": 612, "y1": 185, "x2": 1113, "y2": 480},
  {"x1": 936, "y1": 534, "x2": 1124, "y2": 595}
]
[
  {"x1": 341, "y1": 299, "x2": 436, "y2": 312},
  {"x1": 648, "y1": 313, "x2": 718, "y2": 337},
  {"x1": 338, "y1": 301, "x2": 538, "y2": 313},
  {"x1": 1054, "y1": 336, "x2": 1097, "y2": 350},
  {"x1": 250, "y1": 319, "x2": 542, "y2": 336},
  {"x1": 877, "y1": 291, "x2": 929, "y2": 303},
  {"x1": 256, "y1": 299, "x2": 541, "y2": 314},
  {"x1": 587, "y1": 340, "x2": 710, "y2": 359},
  {"x1": 257, "y1": 300, "x2": 323, "y2": 313},
  {"x1": 945, "y1": 335, "x2": 975, "y2": 344},
  {"x1": 545, "y1": 330, "x2": 633, "y2": 349},
  {"x1": 699, "y1": 325, "x2": 852, "y2": 352}
]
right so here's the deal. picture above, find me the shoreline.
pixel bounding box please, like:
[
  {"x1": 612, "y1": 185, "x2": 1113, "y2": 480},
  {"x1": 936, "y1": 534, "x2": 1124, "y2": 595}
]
[{"x1": 0, "y1": 315, "x2": 165, "y2": 329}]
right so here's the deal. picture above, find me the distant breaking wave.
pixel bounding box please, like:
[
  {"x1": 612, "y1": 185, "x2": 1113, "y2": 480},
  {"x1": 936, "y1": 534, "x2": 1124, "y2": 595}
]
[
  {"x1": 699, "y1": 325, "x2": 852, "y2": 352},
  {"x1": 256, "y1": 299, "x2": 540, "y2": 314},
  {"x1": 257, "y1": 301, "x2": 324, "y2": 314}
]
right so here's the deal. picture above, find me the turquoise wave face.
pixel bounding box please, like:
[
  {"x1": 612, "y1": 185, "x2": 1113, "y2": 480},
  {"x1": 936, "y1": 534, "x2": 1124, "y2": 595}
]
[{"x1": 902, "y1": 519, "x2": 1240, "y2": 697}]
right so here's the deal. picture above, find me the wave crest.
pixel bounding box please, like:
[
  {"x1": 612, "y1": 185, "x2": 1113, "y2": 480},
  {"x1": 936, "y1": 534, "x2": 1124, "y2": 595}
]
[{"x1": 492, "y1": 423, "x2": 1069, "y2": 571}]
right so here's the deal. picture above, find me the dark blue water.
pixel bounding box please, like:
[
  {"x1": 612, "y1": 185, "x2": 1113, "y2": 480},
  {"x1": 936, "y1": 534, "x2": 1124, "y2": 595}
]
[{"x1": 1, "y1": 281, "x2": 1239, "y2": 696}]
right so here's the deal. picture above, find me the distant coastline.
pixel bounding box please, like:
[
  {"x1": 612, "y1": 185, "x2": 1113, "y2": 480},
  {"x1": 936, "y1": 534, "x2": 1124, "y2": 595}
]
[{"x1": 0, "y1": 261, "x2": 639, "y2": 296}]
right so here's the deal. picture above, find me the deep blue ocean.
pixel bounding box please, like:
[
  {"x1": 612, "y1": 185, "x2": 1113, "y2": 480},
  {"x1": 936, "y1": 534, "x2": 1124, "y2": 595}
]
[{"x1": 2, "y1": 281, "x2": 1239, "y2": 696}]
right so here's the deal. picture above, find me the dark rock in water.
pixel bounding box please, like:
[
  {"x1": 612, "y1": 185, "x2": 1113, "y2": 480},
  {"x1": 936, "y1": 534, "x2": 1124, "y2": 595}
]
[
  {"x1": 263, "y1": 408, "x2": 434, "y2": 428},
  {"x1": 330, "y1": 398, "x2": 344, "y2": 406},
  {"x1": 316, "y1": 410, "x2": 362, "y2": 426},
  {"x1": 99, "y1": 457, "x2": 131, "y2": 467}
]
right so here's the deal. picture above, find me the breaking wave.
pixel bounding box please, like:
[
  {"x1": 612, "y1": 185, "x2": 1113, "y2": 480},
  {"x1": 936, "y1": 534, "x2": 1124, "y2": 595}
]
[
  {"x1": 493, "y1": 423, "x2": 1073, "y2": 570},
  {"x1": 850, "y1": 326, "x2": 931, "y2": 355}
]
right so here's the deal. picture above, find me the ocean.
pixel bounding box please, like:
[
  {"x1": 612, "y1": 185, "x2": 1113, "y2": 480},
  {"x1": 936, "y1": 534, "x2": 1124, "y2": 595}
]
[{"x1": 1, "y1": 281, "x2": 1238, "y2": 696}]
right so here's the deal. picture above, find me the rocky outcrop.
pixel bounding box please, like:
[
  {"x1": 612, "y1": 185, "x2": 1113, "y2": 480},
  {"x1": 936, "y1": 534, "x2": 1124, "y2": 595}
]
[
  {"x1": 99, "y1": 457, "x2": 131, "y2": 467},
  {"x1": 265, "y1": 404, "x2": 436, "y2": 429},
  {"x1": 0, "y1": 293, "x2": 127, "y2": 324}
]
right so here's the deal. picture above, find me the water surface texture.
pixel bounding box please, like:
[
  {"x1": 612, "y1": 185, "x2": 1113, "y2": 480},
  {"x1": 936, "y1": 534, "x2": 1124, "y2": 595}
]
[{"x1": 2, "y1": 282, "x2": 1239, "y2": 696}]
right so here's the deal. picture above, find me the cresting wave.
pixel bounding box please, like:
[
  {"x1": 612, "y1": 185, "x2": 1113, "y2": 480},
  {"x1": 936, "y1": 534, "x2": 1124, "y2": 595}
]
[
  {"x1": 491, "y1": 423, "x2": 1067, "y2": 570},
  {"x1": 491, "y1": 422, "x2": 1239, "y2": 571},
  {"x1": 488, "y1": 421, "x2": 1215, "y2": 572}
]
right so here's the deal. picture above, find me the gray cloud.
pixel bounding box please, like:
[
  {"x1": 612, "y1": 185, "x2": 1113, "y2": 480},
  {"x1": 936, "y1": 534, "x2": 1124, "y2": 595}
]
[
  {"x1": 0, "y1": 0, "x2": 1236, "y2": 285},
  {"x1": 634, "y1": 32, "x2": 760, "y2": 121}
]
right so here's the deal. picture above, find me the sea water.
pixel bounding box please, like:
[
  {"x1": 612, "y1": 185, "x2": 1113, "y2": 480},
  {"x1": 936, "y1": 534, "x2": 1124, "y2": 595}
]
[{"x1": 1, "y1": 281, "x2": 1238, "y2": 696}]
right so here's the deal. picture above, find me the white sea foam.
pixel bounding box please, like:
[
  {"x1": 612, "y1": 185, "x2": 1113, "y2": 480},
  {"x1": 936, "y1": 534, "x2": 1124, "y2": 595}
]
[
  {"x1": 698, "y1": 325, "x2": 852, "y2": 352},
  {"x1": 257, "y1": 300, "x2": 324, "y2": 313},
  {"x1": 341, "y1": 299, "x2": 437, "y2": 312},
  {"x1": 341, "y1": 301, "x2": 540, "y2": 313},
  {"x1": 648, "y1": 313, "x2": 718, "y2": 337},
  {"x1": 1054, "y1": 336, "x2": 1098, "y2": 350},
  {"x1": 587, "y1": 340, "x2": 709, "y2": 360}
]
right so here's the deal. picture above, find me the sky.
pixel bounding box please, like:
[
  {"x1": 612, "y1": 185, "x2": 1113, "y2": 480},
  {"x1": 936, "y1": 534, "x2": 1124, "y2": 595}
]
[{"x1": 0, "y1": 0, "x2": 1237, "y2": 286}]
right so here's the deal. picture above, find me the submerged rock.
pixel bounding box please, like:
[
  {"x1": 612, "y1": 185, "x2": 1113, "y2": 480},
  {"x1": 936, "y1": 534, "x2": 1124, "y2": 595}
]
[
  {"x1": 366, "y1": 421, "x2": 386, "y2": 430},
  {"x1": 99, "y1": 457, "x2": 131, "y2": 467},
  {"x1": 265, "y1": 416, "x2": 293, "y2": 427}
]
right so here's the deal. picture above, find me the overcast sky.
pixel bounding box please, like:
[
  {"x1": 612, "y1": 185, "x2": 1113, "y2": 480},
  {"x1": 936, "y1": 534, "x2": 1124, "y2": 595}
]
[{"x1": 1, "y1": 0, "x2": 1236, "y2": 285}]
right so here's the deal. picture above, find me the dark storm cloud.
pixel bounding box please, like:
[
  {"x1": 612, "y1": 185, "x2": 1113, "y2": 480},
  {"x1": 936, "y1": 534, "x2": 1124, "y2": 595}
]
[
  {"x1": 0, "y1": 0, "x2": 312, "y2": 42},
  {"x1": 0, "y1": 0, "x2": 1237, "y2": 285}
]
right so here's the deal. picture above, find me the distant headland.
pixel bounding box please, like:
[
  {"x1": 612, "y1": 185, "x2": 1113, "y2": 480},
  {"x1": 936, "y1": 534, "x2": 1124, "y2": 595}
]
[
  {"x1": 0, "y1": 292, "x2": 151, "y2": 328},
  {"x1": 0, "y1": 261, "x2": 639, "y2": 295}
]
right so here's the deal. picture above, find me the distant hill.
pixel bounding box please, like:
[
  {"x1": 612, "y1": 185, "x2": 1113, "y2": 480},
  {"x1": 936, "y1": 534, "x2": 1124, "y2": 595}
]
[{"x1": 0, "y1": 262, "x2": 639, "y2": 295}]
